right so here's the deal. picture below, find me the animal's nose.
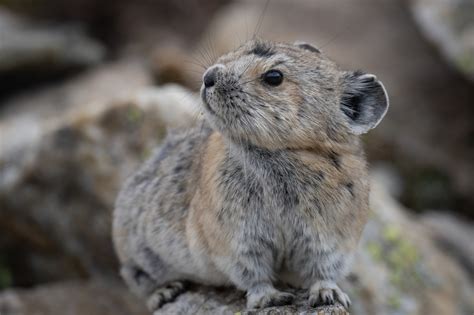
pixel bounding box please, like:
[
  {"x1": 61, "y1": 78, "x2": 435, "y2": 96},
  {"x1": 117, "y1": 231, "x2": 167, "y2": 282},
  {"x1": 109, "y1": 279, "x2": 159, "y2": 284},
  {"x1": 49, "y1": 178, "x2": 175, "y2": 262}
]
[
  {"x1": 204, "y1": 69, "x2": 216, "y2": 88},
  {"x1": 203, "y1": 64, "x2": 225, "y2": 88}
]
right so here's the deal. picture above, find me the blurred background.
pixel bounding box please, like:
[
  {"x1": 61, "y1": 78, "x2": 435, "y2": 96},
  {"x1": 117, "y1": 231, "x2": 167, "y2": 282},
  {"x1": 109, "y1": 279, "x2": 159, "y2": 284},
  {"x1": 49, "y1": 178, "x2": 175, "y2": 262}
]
[{"x1": 0, "y1": 0, "x2": 473, "y2": 314}]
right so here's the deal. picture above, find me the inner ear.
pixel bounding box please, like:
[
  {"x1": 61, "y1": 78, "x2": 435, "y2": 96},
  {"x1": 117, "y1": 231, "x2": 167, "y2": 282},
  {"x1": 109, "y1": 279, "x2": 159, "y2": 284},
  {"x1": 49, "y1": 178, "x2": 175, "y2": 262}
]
[
  {"x1": 341, "y1": 71, "x2": 389, "y2": 135},
  {"x1": 294, "y1": 41, "x2": 321, "y2": 53}
]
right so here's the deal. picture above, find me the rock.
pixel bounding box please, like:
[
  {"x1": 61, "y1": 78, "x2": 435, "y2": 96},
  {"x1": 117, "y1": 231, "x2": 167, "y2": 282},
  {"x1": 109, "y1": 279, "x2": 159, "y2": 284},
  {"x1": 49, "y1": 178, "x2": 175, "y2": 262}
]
[
  {"x1": 410, "y1": 0, "x2": 474, "y2": 82},
  {"x1": 421, "y1": 212, "x2": 474, "y2": 279},
  {"x1": 0, "y1": 280, "x2": 347, "y2": 315},
  {"x1": 155, "y1": 285, "x2": 348, "y2": 315},
  {"x1": 0, "y1": 279, "x2": 149, "y2": 315},
  {"x1": 151, "y1": 42, "x2": 202, "y2": 89},
  {"x1": 0, "y1": 8, "x2": 105, "y2": 97},
  {"x1": 0, "y1": 84, "x2": 198, "y2": 285},
  {"x1": 349, "y1": 176, "x2": 474, "y2": 315},
  {"x1": 0, "y1": 59, "x2": 151, "y2": 156},
  {"x1": 2, "y1": 0, "x2": 231, "y2": 52}
]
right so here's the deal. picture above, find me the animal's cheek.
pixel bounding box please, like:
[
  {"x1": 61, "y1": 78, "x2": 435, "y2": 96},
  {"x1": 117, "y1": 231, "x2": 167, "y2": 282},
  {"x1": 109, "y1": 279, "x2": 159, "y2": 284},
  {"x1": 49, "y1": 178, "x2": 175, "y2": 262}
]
[{"x1": 284, "y1": 80, "x2": 303, "y2": 97}]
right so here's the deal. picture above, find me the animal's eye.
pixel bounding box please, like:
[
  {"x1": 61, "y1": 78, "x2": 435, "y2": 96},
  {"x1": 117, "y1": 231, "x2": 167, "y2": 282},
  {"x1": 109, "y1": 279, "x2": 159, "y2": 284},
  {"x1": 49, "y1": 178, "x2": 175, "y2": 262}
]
[{"x1": 262, "y1": 70, "x2": 283, "y2": 86}]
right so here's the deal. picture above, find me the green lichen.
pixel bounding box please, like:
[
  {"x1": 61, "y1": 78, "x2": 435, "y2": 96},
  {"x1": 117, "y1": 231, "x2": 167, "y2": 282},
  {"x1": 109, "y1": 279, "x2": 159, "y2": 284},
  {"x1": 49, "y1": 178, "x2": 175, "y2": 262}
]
[
  {"x1": 141, "y1": 147, "x2": 152, "y2": 161},
  {"x1": 387, "y1": 294, "x2": 401, "y2": 310},
  {"x1": 382, "y1": 225, "x2": 401, "y2": 242},
  {"x1": 157, "y1": 127, "x2": 166, "y2": 141},
  {"x1": 390, "y1": 239, "x2": 419, "y2": 268},
  {"x1": 127, "y1": 106, "x2": 144, "y2": 124},
  {"x1": 366, "y1": 224, "x2": 427, "y2": 311},
  {"x1": 366, "y1": 242, "x2": 383, "y2": 262},
  {"x1": 379, "y1": 225, "x2": 422, "y2": 289}
]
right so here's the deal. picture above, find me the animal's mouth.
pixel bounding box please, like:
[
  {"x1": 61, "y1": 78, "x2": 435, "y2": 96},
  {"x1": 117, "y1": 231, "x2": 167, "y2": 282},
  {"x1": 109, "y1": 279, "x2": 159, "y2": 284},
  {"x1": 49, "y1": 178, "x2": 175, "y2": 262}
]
[{"x1": 200, "y1": 87, "x2": 217, "y2": 116}]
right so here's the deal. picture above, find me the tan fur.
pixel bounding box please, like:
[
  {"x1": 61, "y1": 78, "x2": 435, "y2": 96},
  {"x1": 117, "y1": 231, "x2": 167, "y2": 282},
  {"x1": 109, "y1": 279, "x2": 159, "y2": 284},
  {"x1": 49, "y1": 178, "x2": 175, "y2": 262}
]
[{"x1": 190, "y1": 132, "x2": 232, "y2": 257}]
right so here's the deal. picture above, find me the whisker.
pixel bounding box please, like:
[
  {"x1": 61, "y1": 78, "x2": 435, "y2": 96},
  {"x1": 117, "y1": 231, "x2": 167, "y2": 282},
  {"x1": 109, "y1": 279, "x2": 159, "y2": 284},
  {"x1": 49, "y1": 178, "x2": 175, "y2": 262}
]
[
  {"x1": 208, "y1": 28, "x2": 219, "y2": 63},
  {"x1": 238, "y1": 53, "x2": 257, "y2": 80},
  {"x1": 240, "y1": 77, "x2": 261, "y2": 86},
  {"x1": 202, "y1": 35, "x2": 213, "y2": 67},
  {"x1": 253, "y1": 0, "x2": 271, "y2": 39},
  {"x1": 184, "y1": 58, "x2": 207, "y2": 70},
  {"x1": 196, "y1": 43, "x2": 213, "y2": 69}
]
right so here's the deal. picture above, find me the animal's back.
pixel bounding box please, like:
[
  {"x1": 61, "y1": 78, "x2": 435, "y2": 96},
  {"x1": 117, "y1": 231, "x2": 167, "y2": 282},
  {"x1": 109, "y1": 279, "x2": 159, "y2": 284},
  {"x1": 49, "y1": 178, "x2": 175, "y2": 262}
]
[{"x1": 112, "y1": 124, "x2": 211, "y2": 270}]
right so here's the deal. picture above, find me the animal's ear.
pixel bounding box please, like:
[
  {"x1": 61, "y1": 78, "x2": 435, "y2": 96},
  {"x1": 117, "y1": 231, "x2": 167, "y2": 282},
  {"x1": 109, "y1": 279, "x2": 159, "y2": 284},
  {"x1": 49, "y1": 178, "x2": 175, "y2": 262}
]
[
  {"x1": 340, "y1": 71, "x2": 389, "y2": 135},
  {"x1": 294, "y1": 41, "x2": 321, "y2": 53}
]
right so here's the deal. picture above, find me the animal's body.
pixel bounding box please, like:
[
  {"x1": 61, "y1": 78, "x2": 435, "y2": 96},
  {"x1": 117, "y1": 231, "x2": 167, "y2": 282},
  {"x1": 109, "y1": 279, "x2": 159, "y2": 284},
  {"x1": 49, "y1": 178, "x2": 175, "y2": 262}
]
[{"x1": 113, "y1": 39, "x2": 388, "y2": 311}]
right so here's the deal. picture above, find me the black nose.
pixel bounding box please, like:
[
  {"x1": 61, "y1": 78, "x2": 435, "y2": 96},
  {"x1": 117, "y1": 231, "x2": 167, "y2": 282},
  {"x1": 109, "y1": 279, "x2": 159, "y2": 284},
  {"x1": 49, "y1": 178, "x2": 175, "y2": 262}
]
[{"x1": 203, "y1": 68, "x2": 217, "y2": 88}]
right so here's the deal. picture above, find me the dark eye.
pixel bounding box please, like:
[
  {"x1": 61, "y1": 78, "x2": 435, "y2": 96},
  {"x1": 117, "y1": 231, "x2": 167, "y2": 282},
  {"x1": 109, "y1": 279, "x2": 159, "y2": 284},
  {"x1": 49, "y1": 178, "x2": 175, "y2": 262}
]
[{"x1": 262, "y1": 69, "x2": 283, "y2": 86}]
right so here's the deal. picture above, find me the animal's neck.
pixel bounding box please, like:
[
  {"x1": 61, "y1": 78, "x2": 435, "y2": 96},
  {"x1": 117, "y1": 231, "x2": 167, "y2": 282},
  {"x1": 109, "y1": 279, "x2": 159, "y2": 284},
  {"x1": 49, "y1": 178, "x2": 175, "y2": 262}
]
[
  {"x1": 227, "y1": 141, "x2": 287, "y2": 174},
  {"x1": 227, "y1": 136, "x2": 362, "y2": 168}
]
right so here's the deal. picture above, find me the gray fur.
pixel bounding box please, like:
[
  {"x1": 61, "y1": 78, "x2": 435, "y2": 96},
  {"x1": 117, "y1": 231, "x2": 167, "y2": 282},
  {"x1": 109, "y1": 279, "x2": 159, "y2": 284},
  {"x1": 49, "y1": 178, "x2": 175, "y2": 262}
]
[{"x1": 113, "y1": 39, "x2": 388, "y2": 312}]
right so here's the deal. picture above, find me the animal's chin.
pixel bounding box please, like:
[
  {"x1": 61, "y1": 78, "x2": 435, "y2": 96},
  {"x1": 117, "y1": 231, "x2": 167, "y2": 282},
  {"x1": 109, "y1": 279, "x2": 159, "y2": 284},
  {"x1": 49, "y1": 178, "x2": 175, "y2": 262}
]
[
  {"x1": 200, "y1": 92, "x2": 246, "y2": 133},
  {"x1": 202, "y1": 99, "x2": 218, "y2": 118},
  {"x1": 200, "y1": 90, "x2": 217, "y2": 117}
]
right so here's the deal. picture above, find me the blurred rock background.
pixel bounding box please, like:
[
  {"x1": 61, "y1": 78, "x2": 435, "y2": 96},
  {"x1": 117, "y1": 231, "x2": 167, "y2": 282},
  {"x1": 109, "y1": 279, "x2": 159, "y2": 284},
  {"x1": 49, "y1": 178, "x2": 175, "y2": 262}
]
[{"x1": 0, "y1": 0, "x2": 473, "y2": 314}]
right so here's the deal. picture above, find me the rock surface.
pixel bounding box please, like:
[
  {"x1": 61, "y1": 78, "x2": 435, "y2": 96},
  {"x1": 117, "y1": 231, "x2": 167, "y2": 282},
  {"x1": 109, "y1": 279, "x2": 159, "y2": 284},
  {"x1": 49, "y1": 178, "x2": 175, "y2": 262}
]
[
  {"x1": 1, "y1": 0, "x2": 230, "y2": 53},
  {"x1": 0, "y1": 280, "x2": 149, "y2": 315},
  {"x1": 0, "y1": 8, "x2": 105, "y2": 97},
  {"x1": 0, "y1": 59, "x2": 151, "y2": 156},
  {"x1": 0, "y1": 84, "x2": 197, "y2": 285},
  {"x1": 421, "y1": 212, "x2": 474, "y2": 278},
  {"x1": 352, "y1": 174, "x2": 474, "y2": 315},
  {"x1": 0, "y1": 280, "x2": 348, "y2": 315},
  {"x1": 411, "y1": 0, "x2": 474, "y2": 82}
]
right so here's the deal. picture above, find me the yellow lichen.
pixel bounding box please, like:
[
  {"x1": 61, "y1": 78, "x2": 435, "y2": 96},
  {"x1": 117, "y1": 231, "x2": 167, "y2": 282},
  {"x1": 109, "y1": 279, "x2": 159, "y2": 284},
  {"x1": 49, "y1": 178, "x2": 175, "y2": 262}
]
[
  {"x1": 379, "y1": 225, "x2": 421, "y2": 288},
  {"x1": 382, "y1": 225, "x2": 401, "y2": 242},
  {"x1": 366, "y1": 242, "x2": 383, "y2": 262}
]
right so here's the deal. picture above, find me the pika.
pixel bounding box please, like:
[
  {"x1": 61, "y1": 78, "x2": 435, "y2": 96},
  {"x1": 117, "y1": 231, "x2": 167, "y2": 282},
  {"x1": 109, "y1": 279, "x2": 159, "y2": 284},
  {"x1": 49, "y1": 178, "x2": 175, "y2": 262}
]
[{"x1": 113, "y1": 39, "x2": 388, "y2": 312}]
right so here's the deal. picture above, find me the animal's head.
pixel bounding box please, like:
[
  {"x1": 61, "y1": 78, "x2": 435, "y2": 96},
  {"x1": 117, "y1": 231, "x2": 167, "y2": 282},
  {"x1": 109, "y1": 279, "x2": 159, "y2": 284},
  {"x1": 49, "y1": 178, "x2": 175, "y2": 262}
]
[{"x1": 200, "y1": 39, "x2": 389, "y2": 150}]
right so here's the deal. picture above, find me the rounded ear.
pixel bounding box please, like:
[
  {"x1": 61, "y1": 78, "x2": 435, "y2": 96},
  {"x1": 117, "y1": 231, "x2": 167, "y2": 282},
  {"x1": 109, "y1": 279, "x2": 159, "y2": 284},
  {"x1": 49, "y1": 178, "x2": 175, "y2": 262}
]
[
  {"x1": 340, "y1": 71, "x2": 389, "y2": 135},
  {"x1": 293, "y1": 40, "x2": 321, "y2": 53}
]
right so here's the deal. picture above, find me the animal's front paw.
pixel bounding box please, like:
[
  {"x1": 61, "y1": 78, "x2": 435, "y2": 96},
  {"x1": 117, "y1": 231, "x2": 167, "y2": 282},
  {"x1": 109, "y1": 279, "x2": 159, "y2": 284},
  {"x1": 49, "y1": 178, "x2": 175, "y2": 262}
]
[
  {"x1": 308, "y1": 280, "x2": 351, "y2": 309},
  {"x1": 247, "y1": 285, "x2": 294, "y2": 309},
  {"x1": 146, "y1": 281, "x2": 186, "y2": 311}
]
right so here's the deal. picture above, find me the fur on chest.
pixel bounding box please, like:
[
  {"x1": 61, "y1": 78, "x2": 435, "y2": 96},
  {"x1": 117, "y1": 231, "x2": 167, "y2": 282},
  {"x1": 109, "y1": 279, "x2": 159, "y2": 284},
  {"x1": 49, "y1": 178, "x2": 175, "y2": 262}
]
[
  {"x1": 215, "y1": 145, "x2": 365, "y2": 213},
  {"x1": 196, "y1": 132, "x2": 369, "y2": 249}
]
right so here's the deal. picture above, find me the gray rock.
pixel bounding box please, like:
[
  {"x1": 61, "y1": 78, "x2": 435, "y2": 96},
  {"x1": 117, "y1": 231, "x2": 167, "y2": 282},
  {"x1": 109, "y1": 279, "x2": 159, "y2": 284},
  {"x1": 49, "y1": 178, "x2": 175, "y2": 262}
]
[
  {"x1": 0, "y1": 84, "x2": 197, "y2": 283},
  {"x1": 0, "y1": 59, "x2": 151, "y2": 155},
  {"x1": 411, "y1": 0, "x2": 474, "y2": 82},
  {"x1": 0, "y1": 279, "x2": 149, "y2": 315},
  {"x1": 0, "y1": 280, "x2": 348, "y2": 315},
  {"x1": 421, "y1": 211, "x2": 474, "y2": 278},
  {"x1": 154, "y1": 285, "x2": 348, "y2": 315},
  {"x1": 0, "y1": 8, "x2": 105, "y2": 94}
]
